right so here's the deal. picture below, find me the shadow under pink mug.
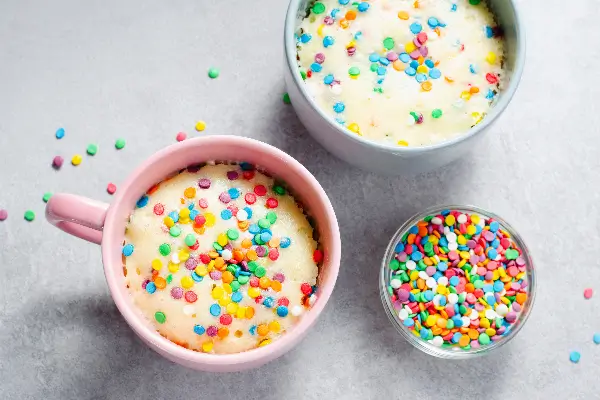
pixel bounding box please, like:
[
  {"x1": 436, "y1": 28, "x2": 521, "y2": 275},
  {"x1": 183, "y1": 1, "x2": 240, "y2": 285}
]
[{"x1": 45, "y1": 136, "x2": 341, "y2": 372}]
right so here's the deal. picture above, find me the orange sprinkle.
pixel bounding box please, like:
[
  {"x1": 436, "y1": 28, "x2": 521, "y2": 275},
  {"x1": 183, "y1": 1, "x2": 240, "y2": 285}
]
[
  {"x1": 214, "y1": 257, "x2": 225, "y2": 270},
  {"x1": 418, "y1": 226, "x2": 428, "y2": 237},
  {"x1": 246, "y1": 249, "x2": 258, "y2": 261},
  {"x1": 421, "y1": 81, "x2": 432, "y2": 91},
  {"x1": 417, "y1": 56, "x2": 425, "y2": 65},
  {"x1": 436, "y1": 318, "x2": 447, "y2": 328},
  {"x1": 193, "y1": 226, "x2": 206, "y2": 235},
  {"x1": 345, "y1": 10, "x2": 357, "y2": 20},
  {"x1": 222, "y1": 271, "x2": 234, "y2": 284},
  {"x1": 180, "y1": 198, "x2": 185, "y2": 204},
  {"x1": 268, "y1": 238, "x2": 280, "y2": 248},
  {"x1": 339, "y1": 18, "x2": 349, "y2": 29},
  {"x1": 154, "y1": 277, "x2": 166, "y2": 289},
  {"x1": 392, "y1": 60, "x2": 405, "y2": 71},
  {"x1": 257, "y1": 324, "x2": 269, "y2": 336},
  {"x1": 270, "y1": 280, "x2": 282, "y2": 292},
  {"x1": 468, "y1": 329, "x2": 480, "y2": 340},
  {"x1": 445, "y1": 76, "x2": 454, "y2": 83},
  {"x1": 184, "y1": 187, "x2": 196, "y2": 198},
  {"x1": 417, "y1": 221, "x2": 429, "y2": 227},
  {"x1": 217, "y1": 327, "x2": 229, "y2": 339},
  {"x1": 259, "y1": 277, "x2": 271, "y2": 289},
  {"x1": 241, "y1": 239, "x2": 252, "y2": 249},
  {"x1": 465, "y1": 283, "x2": 475, "y2": 293},
  {"x1": 245, "y1": 307, "x2": 255, "y2": 319},
  {"x1": 147, "y1": 184, "x2": 160, "y2": 195},
  {"x1": 416, "y1": 278, "x2": 425, "y2": 290},
  {"x1": 434, "y1": 27, "x2": 441, "y2": 36},
  {"x1": 234, "y1": 330, "x2": 243, "y2": 338},
  {"x1": 208, "y1": 250, "x2": 219, "y2": 259},
  {"x1": 238, "y1": 221, "x2": 249, "y2": 231},
  {"x1": 413, "y1": 1, "x2": 419, "y2": 8},
  {"x1": 397, "y1": 11, "x2": 409, "y2": 20},
  {"x1": 470, "y1": 86, "x2": 480, "y2": 94},
  {"x1": 233, "y1": 250, "x2": 244, "y2": 262},
  {"x1": 407, "y1": 233, "x2": 416, "y2": 245},
  {"x1": 516, "y1": 293, "x2": 527, "y2": 305}
]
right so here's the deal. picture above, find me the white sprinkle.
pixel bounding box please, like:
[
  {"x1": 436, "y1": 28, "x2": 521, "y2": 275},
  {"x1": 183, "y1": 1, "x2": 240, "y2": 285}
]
[
  {"x1": 447, "y1": 293, "x2": 458, "y2": 304},
  {"x1": 236, "y1": 209, "x2": 248, "y2": 221},
  {"x1": 221, "y1": 249, "x2": 232, "y2": 260},
  {"x1": 469, "y1": 310, "x2": 480, "y2": 320},
  {"x1": 457, "y1": 214, "x2": 467, "y2": 224},
  {"x1": 171, "y1": 254, "x2": 180, "y2": 264},
  {"x1": 418, "y1": 271, "x2": 429, "y2": 280},
  {"x1": 446, "y1": 232, "x2": 457, "y2": 242},
  {"x1": 331, "y1": 85, "x2": 343, "y2": 96},
  {"x1": 391, "y1": 278, "x2": 402, "y2": 289},
  {"x1": 461, "y1": 316, "x2": 471, "y2": 327},
  {"x1": 447, "y1": 242, "x2": 458, "y2": 251},
  {"x1": 425, "y1": 277, "x2": 437, "y2": 288},
  {"x1": 431, "y1": 336, "x2": 444, "y2": 347},
  {"x1": 496, "y1": 304, "x2": 509, "y2": 316},
  {"x1": 183, "y1": 305, "x2": 195, "y2": 315},
  {"x1": 431, "y1": 217, "x2": 443, "y2": 225},
  {"x1": 291, "y1": 305, "x2": 304, "y2": 317},
  {"x1": 485, "y1": 309, "x2": 497, "y2": 320},
  {"x1": 407, "y1": 114, "x2": 416, "y2": 125},
  {"x1": 406, "y1": 260, "x2": 417, "y2": 270},
  {"x1": 437, "y1": 276, "x2": 449, "y2": 286},
  {"x1": 308, "y1": 294, "x2": 317, "y2": 306},
  {"x1": 398, "y1": 309, "x2": 409, "y2": 320}
]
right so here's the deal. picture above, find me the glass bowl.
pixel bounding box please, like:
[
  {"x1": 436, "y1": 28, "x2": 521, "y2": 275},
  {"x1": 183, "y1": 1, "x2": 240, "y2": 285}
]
[{"x1": 379, "y1": 205, "x2": 536, "y2": 359}]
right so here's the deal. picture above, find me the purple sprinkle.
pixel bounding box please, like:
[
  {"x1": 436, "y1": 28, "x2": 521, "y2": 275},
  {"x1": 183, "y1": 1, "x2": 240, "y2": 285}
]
[
  {"x1": 255, "y1": 246, "x2": 266, "y2": 257},
  {"x1": 474, "y1": 303, "x2": 484, "y2": 311},
  {"x1": 516, "y1": 256, "x2": 526, "y2": 266},
  {"x1": 419, "y1": 45, "x2": 428, "y2": 57},
  {"x1": 512, "y1": 302, "x2": 522, "y2": 312},
  {"x1": 273, "y1": 272, "x2": 285, "y2": 283},
  {"x1": 469, "y1": 255, "x2": 479, "y2": 265},
  {"x1": 397, "y1": 252, "x2": 407, "y2": 262},
  {"x1": 198, "y1": 178, "x2": 211, "y2": 189},
  {"x1": 187, "y1": 165, "x2": 202, "y2": 173},
  {"x1": 471, "y1": 341, "x2": 480, "y2": 349},
  {"x1": 185, "y1": 257, "x2": 197, "y2": 270},
  {"x1": 511, "y1": 282, "x2": 521, "y2": 290},
  {"x1": 520, "y1": 281, "x2": 528, "y2": 289},
  {"x1": 494, "y1": 293, "x2": 502, "y2": 302},
  {"x1": 240, "y1": 261, "x2": 249, "y2": 271},
  {"x1": 171, "y1": 287, "x2": 184, "y2": 299},
  {"x1": 52, "y1": 156, "x2": 64, "y2": 169},
  {"x1": 497, "y1": 326, "x2": 506, "y2": 335},
  {"x1": 226, "y1": 171, "x2": 239, "y2": 180},
  {"x1": 425, "y1": 266, "x2": 436, "y2": 276},
  {"x1": 224, "y1": 243, "x2": 233, "y2": 251},
  {"x1": 478, "y1": 254, "x2": 486, "y2": 262},
  {"x1": 324, "y1": 16, "x2": 334, "y2": 25},
  {"x1": 141, "y1": 279, "x2": 150, "y2": 289},
  {"x1": 467, "y1": 240, "x2": 476, "y2": 249},
  {"x1": 347, "y1": 47, "x2": 356, "y2": 56},
  {"x1": 315, "y1": 53, "x2": 325, "y2": 64},
  {"x1": 409, "y1": 50, "x2": 421, "y2": 59},
  {"x1": 206, "y1": 326, "x2": 218, "y2": 337},
  {"x1": 413, "y1": 37, "x2": 422, "y2": 48},
  {"x1": 386, "y1": 52, "x2": 398, "y2": 61},
  {"x1": 491, "y1": 335, "x2": 502, "y2": 341},
  {"x1": 0, "y1": 209, "x2": 7, "y2": 221},
  {"x1": 218, "y1": 192, "x2": 231, "y2": 203},
  {"x1": 505, "y1": 311, "x2": 517, "y2": 323},
  {"x1": 209, "y1": 271, "x2": 222, "y2": 281},
  {"x1": 483, "y1": 231, "x2": 495, "y2": 242},
  {"x1": 397, "y1": 289, "x2": 410, "y2": 302},
  {"x1": 484, "y1": 271, "x2": 493, "y2": 281}
]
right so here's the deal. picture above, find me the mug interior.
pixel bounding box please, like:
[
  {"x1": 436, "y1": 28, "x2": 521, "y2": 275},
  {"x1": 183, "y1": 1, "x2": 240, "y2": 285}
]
[{"x1": 101, "y1": 136, "x2": 340, "y2": 368}]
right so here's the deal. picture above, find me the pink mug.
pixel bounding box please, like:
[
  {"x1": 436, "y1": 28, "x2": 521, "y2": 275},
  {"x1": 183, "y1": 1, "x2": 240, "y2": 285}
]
[{"x1": 45, "y1": 136, "x2": 341, "y2": 372}]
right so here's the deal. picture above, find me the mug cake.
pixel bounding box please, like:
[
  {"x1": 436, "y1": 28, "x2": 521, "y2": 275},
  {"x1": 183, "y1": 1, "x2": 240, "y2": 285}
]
[
  {"x1": 296, "y1": 0, "x2": 506, "y2": 146},
  {"x1": 121, "y1": 162, "x2": 321, "y2": 354}
]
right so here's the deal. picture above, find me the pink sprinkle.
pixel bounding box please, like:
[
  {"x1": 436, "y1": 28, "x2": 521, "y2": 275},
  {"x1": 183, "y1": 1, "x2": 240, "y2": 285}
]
[
  {"x1": 171, "y1": 287, "x2": 183, "y2": 299},
  {"x1": 0, "y1": 209, "x2": 7, "y2": 221},
  {"x1": 107, "y1": 183, "x2": 117, "y2": 195},
  {"x1": 198, "y1": 178, "x2": 211, "y2": 189},
  {"x1": 584, "y1": 288, "x2": 593, "y2": 299},
  {"x1": 315, "y1": 53, "x2": 325, "y2": 64},
  {"x1": 386, "y1": 52, "x2": 398, "y2": 61},
  {"x1": 226, "y1": 171, "x2": 239, "y2": 180},
  {"x1": 409, "y1": 50, "x2": 421, "y2": 59},
  {"x1": 176, "y1": 132, "x2": 187, "y2": 142},
  {"x1": 419, "y1": 45, "x2": 428, "y2": 57},
  {"x1": 198, "y1": 198, "x2": 209, "y2": 208},
  {"x1": 218, "y1": 192, "x2": 231, "y2": 203},
  {"x1": 52, "y1": 156, "x2": 64, "y2": 169},
  {"x1": 324, "y1": 16, "x2": 334, "y2": 25},
  {"x1": 272, "y1": 273, "x2": 285, "y2": 283}
]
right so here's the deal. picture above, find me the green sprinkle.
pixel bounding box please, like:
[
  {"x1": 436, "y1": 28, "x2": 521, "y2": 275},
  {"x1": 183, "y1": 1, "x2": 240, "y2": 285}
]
[
  {"x1": 247, "y1": 261, "x2": 258, "y2": 272},
  {"x1": 383, "y1": 37, "x2": 395, "y2": 50},
  {"x1": 312, "y1": 1, "x2": 326, "y2": 14},
  {"x1": 213, "y1": 242, "x2": 223, "y2": 251},
  {"x1": 469, "y1": 0, "x2": 481, "y2": 4},
  {"x1": 166, "y1": 274, "x2": 173, "y2": 284},
  {"x1": 423, "y1": 216, "x2": 433, "y2": 222},
  {"x1": 86, "y1": 144, "x2": 98, "y2": 156},
  {"x1": 410, "y1": 111, "x2": 420, "y2": 122},
  {"x1": 227, "y1": 265, "x2": 236, "y2": 274},
  {"x1": 254, "y1": 234, "x2": 264, "y2": 245},
  {"x1": 258, "y1": 218, "x2": 271, "y2": 229},
  {"x1": 265, "y1": 211, "x2": 277, "y2": 224},
  {"x1": 159, "y1": 243, "x2": 171, "y2": 256},
  {"x1": 505, "y1": 249, "x2": 519, "y2": 260},
  {"x1": 424, "y1": 242, "x2": 433, "y2": 254},
  {"x1": 115, "y1": 138, "x2": 126, "y2": 149},
  {"x1": 389, "y1": 259, "x2": 400, "y2": 270},
  {"x1": 370, "y1": 63, "x2": 378, "y2": 72},
  {"x1": 169, "y1": 226, "x2": 181, "y2": 237},
  {"x1": 432, "y1": 109, "x2": 443, "y2": 118},
  {"x1": 42, "y1": 192, "x2": 52, "y2": 203},
  {"x1": 273, "y1": 185, "x2": 286, "y2": 195},
  {"x1": 238, "y1": 275, "x2": 249, "y2": 285},
  {"x1": 184, "y1": 234, "x2": 196, "y2": 246},
  {"x1": 300, "y1": 70, "x2": 307, "y2": 80},
  {"x1": 24, "y1": 210, "x2": 35, "y2": 221},
  {"x1": 255, "y1": 266, "x2": 266, "y2": 278},
  {"x1": 230, "y1": 281, "x2": 240, "y2": 292},
  {"x1": 348, "y1": 66, "x2": 360, "y2": 77},
  {"x1": 373, "y1": 87, "x2": 383, "y2": 93},
  {"x1": 446, "y1": 319, "x2": 454, "y2": 329},
  {"x1": 227, "y1": 229, "x2": 239, "y2": 240},
  {"x1": 154, "y1": 311, "x2": 166, "y2": 324},
  {"x1": 282, "y1": 93, "x2": 291, "y2": 104},
  {"x1": 208, "y1": 67, "x2": 220, "y2": 79},
  {"x1": 478, "y1": 333, "x2": 491, "y2": 345}
]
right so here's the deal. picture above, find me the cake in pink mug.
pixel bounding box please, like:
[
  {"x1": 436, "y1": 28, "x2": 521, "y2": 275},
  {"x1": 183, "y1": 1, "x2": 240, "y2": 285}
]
[{"x1": 46, "y1": 136, "x2": 341, "y2": 372}]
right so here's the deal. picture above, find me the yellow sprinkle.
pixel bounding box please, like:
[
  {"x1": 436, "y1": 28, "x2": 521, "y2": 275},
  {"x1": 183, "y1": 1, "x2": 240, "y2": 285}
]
[
  {"x1": 416, "y1": 65, "x2": 428, "y2": 74},
  {"x1": 71, "y1": 155, "x2": 82, "y2": 166},
  {"x1": 194, "y1": 265, "x2": 207, "y2": 276},
  {"x1": 269, "y1": 321, "x2": 281, "y2": 333},
  {"x1": 217, "y1": 233, "x2": 228, "y2": 247},
  {"x1": 398, "y1": 11, "x2": 409, "y2": 20},
  {"x1": 223, "y1": 283, "x2": 232, "y2": 294},
  {"x1": 178, "y1": 250, "x2": 190, "y2": 262},
  {"x1": 457, "y1": 235, "x2": 467, "y2": 245},
  {"x1": 258, "y1": 339, "x2": 271, "y2": 347},
  {"x1": 486, "y1": 51, "x2": 497, "y2": 64},
  {"x1": 409, "y1": 271, "x2": 419, "y2": 280},
  {"x1": 248, "y1": 287, "x2": 260, "y2": 298},
  {"x1": 181, "y1": 276, "x2": 194, "y2": 289},
  {"x1": 347, "y1": 123, "x2": 360, "y2": 134},
  {"x1": 201, "y1": 341, "x2": 213, "y2": 352},
  {"x1": 317, "y1": 24, "x2": 325, "y2": 37},
  {"x1": 195, "y1": 121, "x2": 206, "y2": 131},
  {"x1": 405, "y1": 42, "x2": 416, "y2": 53},
  {"x1": 480, "y1": 318, "x2": 491, "y2": 329},
  {"x1": 211, "y1": 286, "x2": 224, "y2": 300},
  {"x1": 466, "y1": 224, "x2": 476, "y2": 235},
  {"x1": 226, "y1": 303, "x2": 239, "y2": 314},
  {"x1": 218, "y1": 296, "x2": 231, "y2": 306},
  {"x1": 397, "y1": 140, "x2": 409, "y2": 146},
  {"x1": 460, "y1": 91, "x2": 471, "y2": 101},
  {"x1": 421, "y1": 81, "x2": 432, "y2": 91},
  {"x1": 179, "y1": 208, "x2": 190, "y2": 219},
  {"x1": 168, "y1": 262, "x2": 179, "y2": 273},
  {"x1": 346, "y1": 40, "x2": 356, "y2": 49},
  {"x1": 458, "y1": 259, "x2": 467, "y2": 268},
  {"x1": 236, "y1": 306, "x2": 246, "y2": 319},
  {"x1": 151, "y1": 259, "x2": 162, "y2": 271},
  {"x1": 163, "y1": 217, "x2": 174, "y2": 228},
  {"x1": 205, "y1": 213, "x2": 216, "y2": 227}
]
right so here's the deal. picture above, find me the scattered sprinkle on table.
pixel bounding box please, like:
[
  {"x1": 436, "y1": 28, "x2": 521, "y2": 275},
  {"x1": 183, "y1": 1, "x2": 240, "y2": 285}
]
[
  {"x1": 386, "y1": 208, "x2": 529, "y2": 350},
  {"x1": 208, "y1": 67, "x2": 220, "y2": 79},
  {"x1": 176, "y1": 132, "x2": 187, "y2": 142},
  {"x1": 87, "y1": 144, "x2": 98, "y2": 156},
  {"x1": 24, "y1": 210, "x2": 35, "y2": 222},
  {"x1": 55, "y1": 128, "x2": 65, "y2": 139},
  {"x1": 43, "y1": 193, "x2": 52, "y2": 203},
  {"x1": 593, "y1": 333, "x2": 600, "y2": 345},
  {"x1": 195, "y1": 121, "x2": 206, "y2": 132},
  {"x1": 115, "y1": 138, "x2": 126, "y2": 149},
  {"x1": 569, "y1": 351, "x2": 581, "y2": 363},
  {"x1": 107, "y1": 183, "x2": 117, "y2": 195},
  {"x1": 584, "y1": 288, "x2": 593, "y2": 299},
  {"x1": 0, "y1": 209, "x2": 7, "y2": 221},
  {"x1": 283, "y1": 93, "x2": 291, "y2": 104},
  {"x1": 52, "y1": 156, "x2": 64, "y2": 169},
  {"x1": 71, "y1": 155, "x2": 82, "y2": 166}
]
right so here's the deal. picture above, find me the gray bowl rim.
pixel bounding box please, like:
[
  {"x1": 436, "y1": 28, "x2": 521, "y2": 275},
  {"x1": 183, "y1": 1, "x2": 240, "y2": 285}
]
[{"x1": 284, "y1": 0, "x2": 526, "y2": 153}]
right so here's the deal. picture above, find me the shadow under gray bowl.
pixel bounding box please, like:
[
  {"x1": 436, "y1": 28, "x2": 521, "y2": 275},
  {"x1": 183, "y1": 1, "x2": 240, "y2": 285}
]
[{"x1": 284, "y1": 0, "x2": 525, "y2": 176}]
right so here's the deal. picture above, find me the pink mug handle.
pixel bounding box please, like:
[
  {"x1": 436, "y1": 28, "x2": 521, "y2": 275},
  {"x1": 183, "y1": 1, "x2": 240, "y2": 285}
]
[{"x1": 46, "y1": 194, "x2": 109, "y2": 245}]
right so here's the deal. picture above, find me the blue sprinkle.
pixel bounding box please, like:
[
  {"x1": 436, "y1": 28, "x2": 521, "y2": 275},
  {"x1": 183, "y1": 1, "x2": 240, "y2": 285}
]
[
  {"x1": 394, "y1": 242, "x2": 405, "y2": 253},
  {"x1": 189, "y1": 210, "x2": 199, "y2": 220},
  {"x1": 300, "y1": 33, "x2": 312, "y2": 43},
  {"x1": 423, "y1": 290, "x2": 434, "y2": 301},
  {"x1": 335, "y1": 117, "x2": 345, "y2": 125},
  {"x1": 311, "y1": 63, "x2": 323, "y2": 73},
  {"x1": 429, "y1": 68, "x2": 441, "y2": 79},
  {"x1": 192, "y1": 272, "x2": 203, "y2": 282},
  {"x1": 486, "y1": 295, "x2": 496, "y2": 305},
  {"x1": 277, "y1": 306, "x2": 289, "y2": 317},
  {"x1": 331, "y1": 8, "x2": 340, "y2": 18},
  {"x1": 405, "y1": 67, "x2": 416, "y2": 76},
  {"x1": 452, "y1": 317, "x2": 463, "y2": 328},
  {"x1": 427, "y1": 17, "x2": 439, "y2": 28},
  {"x1": 333, "y1": 102, "x2": 345, "y2": 113},
  {"x1": 231, "y1": 292, "x2": 243, "y2": 303},
  {"x1": 439, "y1": 238, "x2": 448, "y2": 247},
  {"x1": 369, "y1": 53, "x2": 380, "y2": 62},
  {"x1": 416, "y1": 73, "x2": 427, "y2": 83},
  {"x1": 439, "y1": 296, "x2": 447, "y2": 306},
  {"x1": 451, "y1": 3, "x2": 457, "y2": 11},
  {"x1": 243, "y1": 207, "x2": 253, "y2": 219},
  {"x1": 489, "y1": 221, "x2": 500, "y2": 232},
  {"x1": 452, "y1": 332, "x2": 462, "y2": 343},
  {"x1": 493, "y1": 281, "x2": 504, "y2": 292},
  {"x1": 488, "y1": 248, "x2": 498, "y2": 259},
  {"x1": 263, "y1": 297, "x2": 274, "y2": 308},
  {"x1": 136, "y1": 195, "x2": 149, "y2": 208},
  {"x1": 358, "y1": 2, "x2": 369, "y2": 12},
  {"x1": 209, "y1": 304, "x2": 221, "y2": 316},
  {"x1": 483, "y1": 284, "x2": 494, "y2": 292},
  {"x1": 485, "y1": 89, "x2": 494, "y2": 100},
  {"x1": 399, "y1": 53, "x2": 411, "y2": 63},
  {"x1": 339, "y1": 0, "x2": 349, "y2": 4},
  {"x1": 55, "y1": 128, "x2": 65, "y2": 139},
  {"x1": 239, "y1": 271, "x2": 251, "y2": 276},
  {"x1": 469, "y1": 64, "x2": 478, "y2": 74},
  {"x1": 449, "y1": 276, "x2": 460, "y2": 286},
  {"x1": 593, "y1": 334, "x2": 600, "y2": 344},
  {"x1": 260, "y1": 231, "x2": 272, "y2": 242},
  {"x1": 491, "y1": 238, "x2": 500, "y2": 248},
  {"x1": 122, "y1": 244, "x2": 134, "y2": 257},
  {"x1": 425, "y1": 59, "x2": 435, "y2": 68},
  {"x1": 377, "y1": 66, "x2": 387, "y2": 76},
  {"x1": 403, "y1": 319, "x2": 414, "y2": 327},
  {"x1": 249, "y1": 224, "x2": 260, "y2": 234},
  {"x1": 146, "y1": 282, "x2": 156, "y2": 294},
  {"x1": 168, "y1": 211, "x2": 179, "y2": 222},
  {"x1": 485, "y1": 26, "x2": 493, "y2": 38},
  {"x1": 193, "y1": 325, "x2": 205, "y2": 335},
  {"x1": 221, "y1": 209, "x2": 233, "y2": 220},
  {"x1": 441, "y1": 209, "x2": 451, "y2": 216},
  {"x1": 249, "y1": 325, "x2": 257, "y2": 335},
  {"x1": 569, "y1": 351, "x2": 581, "y2": 363},
  {"x1": 280, "y1": 237, "x2": 291, "y2": 248},
  {"x1": 411, "y1": 251, "x2": 423, "y2": 261},
  {"x1": 438, "y1": 262, "x2": 448, "y2": 272},
  {"x1": 409, "y1": 226, "x2": 419, "y2": 234},
  {"x1": 239, "y1": 162, "x2": 253, "y2": 171},
  {"x1": 410, "y1": 22, "x2": 422, "y2": 34},
  {"x1": 376, "y1": 78, "x2": 384, "y2": 84},
  {"x1": 433, "y1": 272, "x2": 442, "y2": 280},
  {"x1": 324, "y1": 74, "x2": 334, "y2": 85},
  {"x1": 227, "y1": 188, "x2": 239, "y2": 199},
  {"x1": 410, "y1": 60, "x2": 419, "y2": 69},
  {"x1": 475, "y1": 224, "x2": 483, "y2": 234},
  {"x1": 421, "y1": 236, "x2": 429, "y2": 245},
  {"x1": 379, "y1": 57, "x2": 390, "y2": 66},
  {"x1": 323, "y1": 36, "x2": 335, "y2": 47}
]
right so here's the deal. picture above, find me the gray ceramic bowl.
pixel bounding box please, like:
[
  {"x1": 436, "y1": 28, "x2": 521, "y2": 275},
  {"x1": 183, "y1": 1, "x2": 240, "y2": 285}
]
[{"x1": 284, "y1": 0, "x2": 525, "y2": 175}]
